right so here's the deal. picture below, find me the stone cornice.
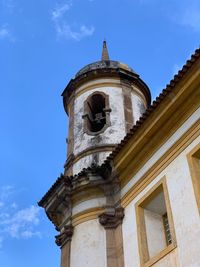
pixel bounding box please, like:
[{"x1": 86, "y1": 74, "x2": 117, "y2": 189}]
[{"x1": 62, "y1": 67, "x2": 151, "y2": 114}]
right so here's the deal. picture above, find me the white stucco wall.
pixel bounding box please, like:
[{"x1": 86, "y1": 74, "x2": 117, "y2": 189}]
[
  {"x1": 73, "y1": 151, "x2": 111, "y2": 175},
  {"x1": 70, "y1": 219, "x2": 106, "y2": 267},
  {"x1": 73, "y1": 86, "x2": 126, "y2": 155},
  {"x1": 72, "y1": 197, "x2": 106, "y2": 216},
  {"x1": 166, "y1": 146, "x2": 200, "y2": 267},
  {"x1": 122, "y1": 135, "x2": 200, "y2": 267},
  {"x1": 144, "y1": 209, "x2": 166, "y2": 258},
  {"x1": 131, "y1": 93, "x2": 146, "y2": 124}
]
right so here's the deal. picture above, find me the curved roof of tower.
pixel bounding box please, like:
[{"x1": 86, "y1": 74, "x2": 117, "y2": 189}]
[
  {"x1": 62, "y1": 41, "x2": 152, "y2": 113},
  {"x1": 75, "y1": 40, "x2": 137, "y2": 78},
  {"x1": 75, "y1": 60, "x2": 136, "y2": 77}
]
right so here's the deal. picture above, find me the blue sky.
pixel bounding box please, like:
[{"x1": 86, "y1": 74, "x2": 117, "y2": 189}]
[{"x1": 0, "y1": 0, "x2": 199, "y2": 266}]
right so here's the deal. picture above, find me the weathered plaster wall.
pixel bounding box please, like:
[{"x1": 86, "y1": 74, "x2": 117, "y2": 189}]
[
  {"x1": 72, "y1": 79, "x2": 149, "y2": 174},
  {"x1": 72, "y1": 197, "x2": 106, "y2": 216},
  {"x1": 72, "y1": 151, "x2": 111, "y2": 175},
  {"x1": 122, "y1": 135, "x2": 200, "y2": 267},
  {"x1": 73, "y1": 86, "x2": 126, "y2": 156},
  {"x1": 131, "y1": 93, "x2": 146, "y2": 124},
  {"x1": 70, "y1": 219, "x2": 106, "y2": 267}
]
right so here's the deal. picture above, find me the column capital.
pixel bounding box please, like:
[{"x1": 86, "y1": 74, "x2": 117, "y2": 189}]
[
  {"x1": 55, "y1": 225, "x2": 74, "y2": 248},
  {"x1": 99, "y1": 207, "x2": 124, "y2": 229}
]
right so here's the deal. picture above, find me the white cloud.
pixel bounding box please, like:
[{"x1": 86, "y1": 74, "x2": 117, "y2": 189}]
[
  {"x1": 52, "y1": 2, "x2": 95, "y2": 41},
  {"x1": 0, "y1": 25, "x2": 15, "y2": 42},
  {"x1": 55, "y1": 23, "x2": 95, "y2": 41},
  {"x1": 52, "y1": 3, "x2": 72, "y2": 20},
  {"x1": 2, "y1": 205, "x2": 41, "y2": 238},
  {"x1": 0, "y1": 186, "x2": 41, "y2": 248}
]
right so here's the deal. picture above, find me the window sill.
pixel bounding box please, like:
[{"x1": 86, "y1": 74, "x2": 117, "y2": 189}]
[{"x1": 143, "y1": 243, "x2": 177, "y2": 267}]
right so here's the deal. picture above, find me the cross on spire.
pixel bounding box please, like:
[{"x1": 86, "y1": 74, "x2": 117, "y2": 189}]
[{"x1": 101, "y1": 40, "x2": 110, "y2": 61}]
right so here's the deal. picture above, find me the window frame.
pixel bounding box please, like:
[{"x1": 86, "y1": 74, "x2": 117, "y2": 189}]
[
  {"x1": 135, "y1": 177, "x2": 177, "y2": 267},
  {"x1": 187, "y1": 143, "x2": 200, "y2": 215}
]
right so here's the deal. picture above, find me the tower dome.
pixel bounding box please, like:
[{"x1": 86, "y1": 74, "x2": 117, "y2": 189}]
[{"x1": 62, "y1": 41, "x2": 151, "y2": 175}]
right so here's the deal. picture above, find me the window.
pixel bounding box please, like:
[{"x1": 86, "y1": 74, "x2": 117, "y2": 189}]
[
  {"x1": 136, "y1": 179, "x2": 176, "y2": 266},
  {"x1": 82, "y1": 92, "x2": 111, "y2": 135},
  {"x1": 187, "y1": 144, "x2": 200, "y2": 214}
]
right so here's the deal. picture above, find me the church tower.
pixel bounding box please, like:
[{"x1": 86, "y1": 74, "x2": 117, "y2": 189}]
[
  {"x1": 63, "y1": 41, "x2": 151, "y2": 175},
  {"x1": 39, "y1": 42, "x2": 151, "y2": 267}
]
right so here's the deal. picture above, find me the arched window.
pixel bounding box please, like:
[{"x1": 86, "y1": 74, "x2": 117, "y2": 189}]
[{"x1": 82, "y1": 92, "x2": 111, "y2": 135}]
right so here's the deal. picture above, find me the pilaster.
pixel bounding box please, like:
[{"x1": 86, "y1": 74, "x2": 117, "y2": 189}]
[
  {"x1": 56, "y1": 225, "x2": 74, "y2": 267},
  {"x1": 99, "y1": 207, "x2": 125, "y2": 267}
]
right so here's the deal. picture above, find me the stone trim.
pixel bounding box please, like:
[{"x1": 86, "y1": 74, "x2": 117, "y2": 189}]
[
  {"x1": 65, "y1": 91, "x2": 75, "y2": 176},
  {"x1": 99, "y1": 207, "x2": 125, "y2": 267},
  {"x1": 62, "y1": 67, "x2": 151, "y2": 112},
  {"x1": 57, "y1": 225, "x2": 74, "y2": 267},
  {"x1": 135, "y1": 177, "x2": 177, "y2": 266},
  {"x1": 106, "y1": 225, "x2": 125, "y2": 267},
  {"x1": 60, "y1": 241, "x2": 71, "y2": 267},
  {"x1": 120, "y1": 79, "x2": 134, "y2": 133},
  {"x1": 55, "y1": 225, "x2": 74, "y2": 248},
  {"x1": 64, "y1": 153, "x2": 75, "y2": 176},
  {"x1": 187, "y1": 142, "x2": 200, "y2": 214},
  {"x1": 64, "y1": 144, "x2": 115, "y2": 168}
]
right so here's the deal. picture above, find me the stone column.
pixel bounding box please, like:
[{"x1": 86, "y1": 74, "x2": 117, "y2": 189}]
[
  {"x1": 99, "y1": 207, "x2": 125, "y2": 267},
  {"x1": 55, "y1": 225, "x2": 74, "y2": 267}
]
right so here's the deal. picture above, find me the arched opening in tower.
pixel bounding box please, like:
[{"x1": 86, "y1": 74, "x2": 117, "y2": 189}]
[{"x1": 86, "y1": 93, "x2": 106, "y2": 132}]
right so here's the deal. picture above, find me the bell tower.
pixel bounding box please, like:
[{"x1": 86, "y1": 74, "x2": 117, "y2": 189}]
[
  {"x1": 62, "y1": 41, "x2": 151, "y2": 175},
  {"x1": 39, "y1": 41, "x2": 152, "y2": 267}
]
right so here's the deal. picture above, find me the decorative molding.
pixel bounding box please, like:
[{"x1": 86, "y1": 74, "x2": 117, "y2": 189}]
[
  {"x1": 64, "y1": 144, "x2": 115, "y2": 169},
  {"x1": 62, "y1": 66, "x2": 151, "y2": 113},
  {"x1": 72, "y1": 207, "x2": 105, "y2": 226},
  {"x1": 55, "y1": 225, "x2": 74, "y2": 248},
  {"x1": 66, "y1": 93, "x2": 75, "y2": 156},
  {"x1": 120, "y1": 79, "x2": 134, "y2": 133},
  {"x1": 99, "y1": 207, "x2": 124, "y2": 229}
]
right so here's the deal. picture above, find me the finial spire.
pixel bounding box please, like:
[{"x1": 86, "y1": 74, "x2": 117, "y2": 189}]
[{"x1": 101, "y1": 40, "x2": 110, "y2": 61}]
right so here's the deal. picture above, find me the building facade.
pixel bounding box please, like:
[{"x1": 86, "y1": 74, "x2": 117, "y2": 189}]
[{"x1": 39, "y1": 43, "x2": 200, "y2": 267}]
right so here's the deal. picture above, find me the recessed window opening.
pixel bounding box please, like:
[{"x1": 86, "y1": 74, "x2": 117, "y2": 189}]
[
  {"x1": 136, "y1": 182, "x2": 175, "y2": 265},
  {"x1": 143, "y1": 188, "x2": 170, "y2": 258},
  {"x1": 86, "y1": 94, "x2": 106, "y2": 132}
]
